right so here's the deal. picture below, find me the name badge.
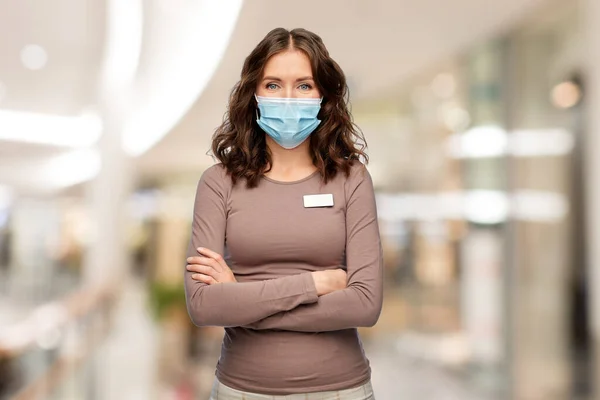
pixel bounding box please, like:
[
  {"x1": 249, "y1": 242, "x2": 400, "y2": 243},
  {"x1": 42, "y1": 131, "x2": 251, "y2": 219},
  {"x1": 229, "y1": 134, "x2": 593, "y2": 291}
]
[{"x1": 303, "y1": 194, "x2": 334, "y2": 208}]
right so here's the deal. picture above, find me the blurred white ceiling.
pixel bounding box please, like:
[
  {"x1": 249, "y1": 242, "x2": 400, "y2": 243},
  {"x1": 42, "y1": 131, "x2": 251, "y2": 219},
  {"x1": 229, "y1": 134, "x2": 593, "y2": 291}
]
[
  {"x1": 0, "y1": 0, "x2": 105, "y2": 115},
  {"x1": 141, "y1": 0, "x2": 548, "y2": 176},
  {"x1": 0, "y1": 0, "x2": 549, "y2": 192}
]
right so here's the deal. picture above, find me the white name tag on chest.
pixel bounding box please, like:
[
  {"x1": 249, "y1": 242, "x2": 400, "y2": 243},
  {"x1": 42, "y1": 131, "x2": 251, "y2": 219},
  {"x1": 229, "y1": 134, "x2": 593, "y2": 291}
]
[{"x1": 303, "y1": 194, "x2": 334, "y2": 208}]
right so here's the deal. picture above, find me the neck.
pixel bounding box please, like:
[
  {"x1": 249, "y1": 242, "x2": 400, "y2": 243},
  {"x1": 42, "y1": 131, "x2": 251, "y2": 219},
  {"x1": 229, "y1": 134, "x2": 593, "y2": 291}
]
[{"x1": 266, "y1": 136, "x2": 315, "y2": 173}]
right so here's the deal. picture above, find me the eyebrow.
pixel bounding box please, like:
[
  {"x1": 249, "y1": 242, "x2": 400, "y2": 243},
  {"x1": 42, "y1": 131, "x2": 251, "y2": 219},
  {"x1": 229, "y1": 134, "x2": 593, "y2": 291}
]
[{"x1": 262, "y1": 76, "x2": 314, "y2": 82}]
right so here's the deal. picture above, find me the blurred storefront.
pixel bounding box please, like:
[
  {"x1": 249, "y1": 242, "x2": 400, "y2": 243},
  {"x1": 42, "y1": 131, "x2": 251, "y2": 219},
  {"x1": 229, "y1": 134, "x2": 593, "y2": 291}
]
[{"x1": 354, "y1": 1, "x2": 588, "y2": 399}]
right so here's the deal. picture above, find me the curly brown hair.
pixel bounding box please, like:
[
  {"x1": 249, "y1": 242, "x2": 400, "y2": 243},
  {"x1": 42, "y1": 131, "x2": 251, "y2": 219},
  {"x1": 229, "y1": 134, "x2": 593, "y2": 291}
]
[{"x1": 210, "y1": 27, "x2": 368, "y2": 188}]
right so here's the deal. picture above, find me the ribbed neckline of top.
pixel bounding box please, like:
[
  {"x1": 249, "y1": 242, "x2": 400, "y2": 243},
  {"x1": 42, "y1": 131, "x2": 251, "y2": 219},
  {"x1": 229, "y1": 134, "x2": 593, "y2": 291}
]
[{"x1": 261, "y1": 169, "x2": 320, "y2": 185}]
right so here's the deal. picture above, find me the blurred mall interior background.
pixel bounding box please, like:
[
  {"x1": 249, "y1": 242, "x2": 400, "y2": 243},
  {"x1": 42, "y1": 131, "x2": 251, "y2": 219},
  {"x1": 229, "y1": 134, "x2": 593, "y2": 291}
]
[{"x1": 1, "y1": 0, "x2": 600, "y2": 399}]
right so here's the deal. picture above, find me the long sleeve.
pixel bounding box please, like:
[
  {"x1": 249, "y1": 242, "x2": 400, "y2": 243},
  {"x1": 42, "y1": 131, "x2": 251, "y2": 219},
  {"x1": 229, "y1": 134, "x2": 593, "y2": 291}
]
[
  {"x1": 245, "y1": 163, "x2": 383, "y2": 332},
  {"x1": 184, "y1": 165, "x2": 319, "y2": 327}
]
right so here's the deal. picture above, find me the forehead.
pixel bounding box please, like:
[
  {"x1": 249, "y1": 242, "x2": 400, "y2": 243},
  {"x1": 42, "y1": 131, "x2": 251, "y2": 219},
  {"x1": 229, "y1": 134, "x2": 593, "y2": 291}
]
[{"x1": 262, "y1": 49, "x2": 313, "y2": 78}]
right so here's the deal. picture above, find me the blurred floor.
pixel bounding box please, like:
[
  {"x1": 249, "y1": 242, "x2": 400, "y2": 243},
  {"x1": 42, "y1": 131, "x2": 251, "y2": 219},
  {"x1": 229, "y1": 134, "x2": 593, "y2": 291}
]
[{"x1": 93, "y1": 275, "x2": 159, "y2": 400}]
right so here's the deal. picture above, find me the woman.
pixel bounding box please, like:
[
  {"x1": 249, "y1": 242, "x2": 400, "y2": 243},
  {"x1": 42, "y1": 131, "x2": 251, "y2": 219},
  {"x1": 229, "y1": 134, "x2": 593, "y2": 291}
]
[{"x1": 184, "y1": 27, "x2": 383, "y2": 400}]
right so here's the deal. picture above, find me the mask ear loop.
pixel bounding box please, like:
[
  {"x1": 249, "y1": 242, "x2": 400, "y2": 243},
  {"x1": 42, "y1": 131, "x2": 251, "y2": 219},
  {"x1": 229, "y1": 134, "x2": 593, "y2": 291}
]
[{"x1": 254, "y1": 94, "x2": 260, "y2": 120}]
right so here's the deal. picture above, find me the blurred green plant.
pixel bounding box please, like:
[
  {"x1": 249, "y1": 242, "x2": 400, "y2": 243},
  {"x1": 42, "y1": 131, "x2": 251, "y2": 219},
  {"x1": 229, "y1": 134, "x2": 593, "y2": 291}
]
[{"x1": 148, "y1": 281, "x2": 187, "y2": 321}]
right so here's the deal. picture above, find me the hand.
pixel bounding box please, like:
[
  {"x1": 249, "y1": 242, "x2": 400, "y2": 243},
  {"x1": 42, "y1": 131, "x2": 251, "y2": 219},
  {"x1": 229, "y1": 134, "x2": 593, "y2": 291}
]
[
  {"x1": 311, "y1": 269, "x2": 347, "y2": 296},
  {"x1": 186, "y1": 247, "x2": 237, "y2": 284}
]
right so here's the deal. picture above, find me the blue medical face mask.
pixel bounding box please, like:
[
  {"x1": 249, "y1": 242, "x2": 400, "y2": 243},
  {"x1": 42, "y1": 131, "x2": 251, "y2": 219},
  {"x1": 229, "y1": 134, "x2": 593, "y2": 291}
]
[{"x1": 255, "y1": 95, "x2": 322, "y2": 149}]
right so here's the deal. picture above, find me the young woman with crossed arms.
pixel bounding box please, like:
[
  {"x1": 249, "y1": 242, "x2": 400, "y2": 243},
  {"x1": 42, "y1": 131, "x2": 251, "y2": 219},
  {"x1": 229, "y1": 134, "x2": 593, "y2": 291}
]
[{"x1": 185, "y1": 27, "x2": 383, "y2": 400}]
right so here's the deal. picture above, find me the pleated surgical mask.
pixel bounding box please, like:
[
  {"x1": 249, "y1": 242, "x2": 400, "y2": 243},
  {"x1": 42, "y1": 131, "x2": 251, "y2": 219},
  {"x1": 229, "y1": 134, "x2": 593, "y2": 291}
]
[{"x1": 255, "y1": 95, "x2": 322, "y2": 149}]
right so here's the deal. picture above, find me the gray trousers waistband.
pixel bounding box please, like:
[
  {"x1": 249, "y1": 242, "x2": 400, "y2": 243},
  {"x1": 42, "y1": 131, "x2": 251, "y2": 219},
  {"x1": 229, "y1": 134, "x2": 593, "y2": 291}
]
[{"x1": 209, "y1": 378, "x2": 376, "y2": 400}]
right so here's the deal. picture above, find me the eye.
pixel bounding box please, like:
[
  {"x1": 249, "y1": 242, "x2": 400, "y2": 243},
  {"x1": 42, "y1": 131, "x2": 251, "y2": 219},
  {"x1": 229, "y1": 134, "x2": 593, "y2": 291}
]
[
  {"x1": 266, "y1": 83, "x2": 279, "y2": 90},
  {"x1": 298, "y1": 83, "x2": 312, "y2": 91}
]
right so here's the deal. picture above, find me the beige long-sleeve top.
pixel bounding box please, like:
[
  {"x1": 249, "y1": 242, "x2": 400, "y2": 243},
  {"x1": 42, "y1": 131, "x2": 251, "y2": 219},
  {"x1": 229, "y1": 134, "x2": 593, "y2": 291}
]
[{"x1": 184, "y1": 161, "x2": 383, "y2": 395}]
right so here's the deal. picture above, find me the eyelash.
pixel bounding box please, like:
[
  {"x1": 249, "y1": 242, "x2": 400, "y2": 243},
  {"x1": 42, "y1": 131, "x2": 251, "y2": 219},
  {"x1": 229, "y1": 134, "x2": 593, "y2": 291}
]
[{"x1": 266, "y1": 83, "x2": 313, "y2": 90}]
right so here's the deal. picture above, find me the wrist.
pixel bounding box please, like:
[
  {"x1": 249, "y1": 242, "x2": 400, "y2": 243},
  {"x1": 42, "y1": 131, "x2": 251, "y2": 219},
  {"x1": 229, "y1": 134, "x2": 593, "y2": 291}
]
[{"x1": 311, "y1": 271, "x2": 328, "y2": 296}]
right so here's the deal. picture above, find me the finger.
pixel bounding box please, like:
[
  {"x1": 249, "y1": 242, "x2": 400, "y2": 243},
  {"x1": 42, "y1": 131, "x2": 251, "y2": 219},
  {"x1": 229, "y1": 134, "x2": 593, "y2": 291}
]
[
  {"x1": 189, "y1": 256, "x2": 221, "y2": 274},
  {"x1": 191, "y1": 273, "x2": 217, "y2": 284},
  {"x1": 196, "y1": 247, "x2": 227, "y2": 271},
  {"x1": 186, "y1": 264, "x2": 218, "y2": 277},
  {"x1": 186, "y1": 256, "x2": 215, "y2": 266}
]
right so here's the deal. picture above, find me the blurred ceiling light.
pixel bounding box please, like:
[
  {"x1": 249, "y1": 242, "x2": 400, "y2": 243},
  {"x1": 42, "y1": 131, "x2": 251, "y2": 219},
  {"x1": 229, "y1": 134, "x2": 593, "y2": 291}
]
[
  {"x1": 510, "y1": 129, "x2": 574, "y2": 157},
  {"x1": 101, "y1": 0, "x2": 143, "y2": 89},
  {"x1": 0, "y1": 110, "x2": 102, "y2": 147},
  {"x1": 376, "y1": 190, "x2": 567, "y2": 224},
  {"x1": 465, "y1": 190, "x2": 509, "y2": 224},
  {"x1": 0, "y1": 81, "x2": 7, "y2": 102},
  {"x1": 20, "y1": 44, "x2": 48, "y2": 70},
  {"x1": 39, "y1": 148, "x2": 101, "y2": 188},
  {"x1": 447, "y1": 127, "x2": 574, "y2": 158},
  {"x1": 376, "y1": 192, "x2": 463, "y2": 222},
  {"x1": 122, "y1": 0, "x2": 244, "y2": 156},
  {"x1": 512, "y1": 190, "x2": 569, "y2": 222},
  {"x1": 447, "y1": 125, "x2": 507, "y2": 158},
  {"x1": 123, "y1": 0, "x2": 242, "y2": 156},
  {"x1": 431, "y1": 73, "x2": 456, "y2": 99},
  {"x1": 551, "y1": 81, "x2": 581, "y2": 109}
]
